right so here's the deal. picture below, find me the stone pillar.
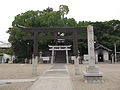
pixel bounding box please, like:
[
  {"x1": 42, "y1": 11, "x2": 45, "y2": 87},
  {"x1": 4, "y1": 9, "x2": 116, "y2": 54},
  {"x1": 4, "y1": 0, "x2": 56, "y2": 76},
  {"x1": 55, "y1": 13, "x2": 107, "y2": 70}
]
[
  {"x1": 84, "y1": 25, "x2": 103, "y2": 83},
  {"x1": 51, "y1": 47, "x2": 54, "y2": 64},
  {"x1": 74, "y1": 56, "x2": 80, "y2": 75},
  {"x1": 111, "y1": 54, "x2": 114, "y2": 63},
  {"x1": 88, "y1": 25, "x2": 95, "y2": 66},
  {"x1": 66, "y1": 49, "x2": 69, "y2": 64},
  {"x1": 32, "y1": 55, "x2": 38, "y2": 76}
]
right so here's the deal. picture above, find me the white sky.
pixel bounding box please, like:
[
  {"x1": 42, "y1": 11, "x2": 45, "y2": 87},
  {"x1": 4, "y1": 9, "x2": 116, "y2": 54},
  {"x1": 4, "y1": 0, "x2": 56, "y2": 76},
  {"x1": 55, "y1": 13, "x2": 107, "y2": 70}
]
[{"x1": 0, "y1": 0, "x2": 120, "y2": 42}]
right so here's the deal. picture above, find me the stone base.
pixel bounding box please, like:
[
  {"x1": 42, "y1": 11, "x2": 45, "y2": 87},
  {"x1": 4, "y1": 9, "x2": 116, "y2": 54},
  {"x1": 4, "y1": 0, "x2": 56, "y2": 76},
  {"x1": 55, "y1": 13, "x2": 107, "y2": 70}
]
[
  {"x1": 86, "y1": 66, "x2": 99, "y2": 73},
  {"x1": 83, "y1": 66, "x2": 103, "y2": 83}
]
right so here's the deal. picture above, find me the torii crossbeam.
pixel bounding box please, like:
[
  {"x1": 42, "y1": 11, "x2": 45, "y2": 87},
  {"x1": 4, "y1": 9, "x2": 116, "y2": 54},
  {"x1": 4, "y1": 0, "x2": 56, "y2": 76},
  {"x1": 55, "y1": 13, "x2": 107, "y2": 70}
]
[{"x1": 17, "y1": 25, "x2": 87, "y2": 56}]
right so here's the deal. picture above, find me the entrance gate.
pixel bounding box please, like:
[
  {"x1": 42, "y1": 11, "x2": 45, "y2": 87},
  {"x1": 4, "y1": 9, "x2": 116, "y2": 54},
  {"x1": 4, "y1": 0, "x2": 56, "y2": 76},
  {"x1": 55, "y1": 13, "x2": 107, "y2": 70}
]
[
  {"x1": 17, "y1": 25, "x2": 87, "y2": 57},
  {"x1": 17, "y1": 25, "x2": 87, "y2": 76}
]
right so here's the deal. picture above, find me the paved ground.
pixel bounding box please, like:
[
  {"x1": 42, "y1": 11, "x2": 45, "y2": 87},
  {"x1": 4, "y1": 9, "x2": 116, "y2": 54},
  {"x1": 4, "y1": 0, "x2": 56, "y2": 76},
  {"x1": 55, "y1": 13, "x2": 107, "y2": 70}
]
[
  {"x1": 28, "y1": 64, "x2": 73, "y2": 90},
  {"x1": 0, "y1": 63, "x2": 120, "y2": 90}
]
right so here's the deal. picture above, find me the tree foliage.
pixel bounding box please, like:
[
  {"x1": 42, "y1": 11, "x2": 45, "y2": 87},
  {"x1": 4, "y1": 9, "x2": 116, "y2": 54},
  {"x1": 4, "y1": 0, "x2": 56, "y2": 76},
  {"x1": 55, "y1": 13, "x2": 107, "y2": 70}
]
[
  {"x1": 92, "y1": 20, "x2": 120, "y2": 50},
  {"x1": 7, "y1": 5, "x2": 120, "y2": 61},
  {"x1": 0, "y1": 48, "x2": 13, "y2": 55}
]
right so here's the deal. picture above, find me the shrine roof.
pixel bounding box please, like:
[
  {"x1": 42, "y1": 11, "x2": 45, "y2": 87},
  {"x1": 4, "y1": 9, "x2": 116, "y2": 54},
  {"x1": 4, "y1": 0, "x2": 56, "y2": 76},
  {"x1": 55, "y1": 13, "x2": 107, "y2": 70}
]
[{"x1": 95, "y1": 44, "x2": 112, "y2": 52}]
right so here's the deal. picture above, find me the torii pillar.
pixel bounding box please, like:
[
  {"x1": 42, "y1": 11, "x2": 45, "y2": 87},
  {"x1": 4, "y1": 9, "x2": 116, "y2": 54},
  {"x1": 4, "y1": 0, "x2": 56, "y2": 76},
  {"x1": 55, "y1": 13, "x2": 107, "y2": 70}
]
[{"x1": 32, "y1": 32, "x2": 39, "y2": 76}]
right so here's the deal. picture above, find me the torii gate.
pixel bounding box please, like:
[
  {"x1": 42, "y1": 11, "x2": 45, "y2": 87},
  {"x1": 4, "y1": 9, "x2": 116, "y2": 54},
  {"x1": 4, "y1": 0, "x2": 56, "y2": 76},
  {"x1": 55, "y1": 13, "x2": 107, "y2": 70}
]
[
  {"x1": 17, "y1": 25, "x2": 87, "y2": 57},
  {"x1": 48, "y1": 45, "x2": 72, "y2": 64}
]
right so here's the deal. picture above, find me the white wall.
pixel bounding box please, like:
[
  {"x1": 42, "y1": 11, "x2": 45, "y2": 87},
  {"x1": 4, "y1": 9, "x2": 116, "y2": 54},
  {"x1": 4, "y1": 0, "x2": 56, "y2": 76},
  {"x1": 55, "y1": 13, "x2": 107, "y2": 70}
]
[
  {"x1": 2, "y1": 54, "x2": 15, "y2": 63},
  {"x1": 103, "y1": 50, "x2": 109, "y2": 61},
  {"x1": 3, "y1": 54, "x2": 11, "y2": 62}
]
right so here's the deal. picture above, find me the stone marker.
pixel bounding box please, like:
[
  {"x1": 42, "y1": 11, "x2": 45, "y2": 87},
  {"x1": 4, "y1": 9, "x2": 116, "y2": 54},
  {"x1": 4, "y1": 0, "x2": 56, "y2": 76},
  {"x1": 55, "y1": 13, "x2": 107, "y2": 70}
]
[{"x1": 83, "y1": 25, "x2": 103, "y2": 83}]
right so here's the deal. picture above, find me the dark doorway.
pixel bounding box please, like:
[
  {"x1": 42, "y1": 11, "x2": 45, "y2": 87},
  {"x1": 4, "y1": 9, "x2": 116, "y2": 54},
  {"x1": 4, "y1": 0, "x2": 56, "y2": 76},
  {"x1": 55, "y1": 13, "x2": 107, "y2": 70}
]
[
  {"x1": 98, "y1": 54, "x2": 104, "y2": 62},
  {"x1": 55, "y1": 51, "x2": 66, "y2": 63}
]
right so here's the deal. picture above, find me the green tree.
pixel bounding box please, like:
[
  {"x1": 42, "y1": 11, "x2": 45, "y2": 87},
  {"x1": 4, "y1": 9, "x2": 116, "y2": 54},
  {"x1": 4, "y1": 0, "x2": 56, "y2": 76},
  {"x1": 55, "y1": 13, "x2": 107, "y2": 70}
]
[
  {"x1": 92, "y1": 20, "x2": 120, "y2": 51},
  {"x1": 66, "y1": 18, "x2": 77, "y2": 27},
  {"x1": 77, "y1": 20, "x2": 120, "y2": 54},
  {"x1": 77, "y1": 21, "x2": 91, "y2": 26},
  {"x1": 0, "y1": 48, "x2": 13, "y2": 55},
  {"x1": 7, "y1": 6, "x2": 73, "y2": 61},
  {"x1": 59, "y1": 5, "x2": 69, "y2": 19}
]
